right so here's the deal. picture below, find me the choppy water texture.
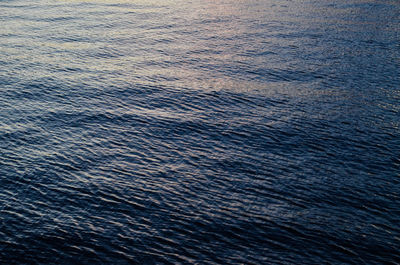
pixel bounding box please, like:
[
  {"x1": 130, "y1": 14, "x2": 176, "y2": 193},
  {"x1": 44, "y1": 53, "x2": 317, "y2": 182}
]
[{"x1": 0, "y1": 0, "x2": 399, "y2": 264}]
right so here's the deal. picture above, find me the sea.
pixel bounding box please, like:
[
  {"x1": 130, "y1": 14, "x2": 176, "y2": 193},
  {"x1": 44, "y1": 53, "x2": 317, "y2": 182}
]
[{"x1": 0, "y1": 0, "x2": 399, "y2": 264}]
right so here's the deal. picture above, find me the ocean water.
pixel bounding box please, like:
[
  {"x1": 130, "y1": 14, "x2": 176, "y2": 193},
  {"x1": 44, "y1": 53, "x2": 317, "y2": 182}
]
[{"x1": 0, "y1": 0, "x2": 399, "y2": 264}]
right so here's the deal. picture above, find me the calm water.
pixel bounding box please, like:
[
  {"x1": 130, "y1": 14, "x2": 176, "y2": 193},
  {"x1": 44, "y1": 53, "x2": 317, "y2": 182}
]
[{"x1": 0, "y1": 0, "x2": 399, "y2": 264}]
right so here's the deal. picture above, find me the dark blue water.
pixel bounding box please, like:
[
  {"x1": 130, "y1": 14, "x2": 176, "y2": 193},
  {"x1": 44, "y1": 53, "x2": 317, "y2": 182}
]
[{"x1": 0, "y1": 0, "x2": 399, "y2": 264}]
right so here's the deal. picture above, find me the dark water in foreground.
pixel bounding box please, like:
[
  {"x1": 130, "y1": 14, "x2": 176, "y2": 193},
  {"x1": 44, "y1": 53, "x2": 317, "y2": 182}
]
[{"x1": 0, "y1": 0, "x2": 399, "y2": 264}]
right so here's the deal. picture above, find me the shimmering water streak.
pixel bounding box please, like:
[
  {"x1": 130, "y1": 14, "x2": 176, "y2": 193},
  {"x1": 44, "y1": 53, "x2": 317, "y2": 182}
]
[{"x1": 0, "y1": 0, "x2": 399, "y2": 264}]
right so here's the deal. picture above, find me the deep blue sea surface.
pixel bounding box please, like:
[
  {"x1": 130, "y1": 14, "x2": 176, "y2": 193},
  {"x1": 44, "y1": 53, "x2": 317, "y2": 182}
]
[{"x1": 0, "y1": 0, "x2": 399, "y2": 264}]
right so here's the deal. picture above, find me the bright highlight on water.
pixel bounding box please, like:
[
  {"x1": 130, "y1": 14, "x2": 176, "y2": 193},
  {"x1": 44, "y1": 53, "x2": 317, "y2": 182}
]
[{"x1": 0, "y1": 0, "x2": 399, "y2": 264}]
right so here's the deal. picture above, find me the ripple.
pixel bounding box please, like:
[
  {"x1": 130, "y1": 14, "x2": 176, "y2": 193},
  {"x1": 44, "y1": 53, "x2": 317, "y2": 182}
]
[{"x1": 1, "y1": 0, "x2": 400, "y2": 264}]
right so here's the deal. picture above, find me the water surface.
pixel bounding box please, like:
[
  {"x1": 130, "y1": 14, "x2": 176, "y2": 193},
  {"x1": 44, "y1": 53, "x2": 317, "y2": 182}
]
[{"x1": 0, "y1": 0, "x2": 399, "y2": 264}]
